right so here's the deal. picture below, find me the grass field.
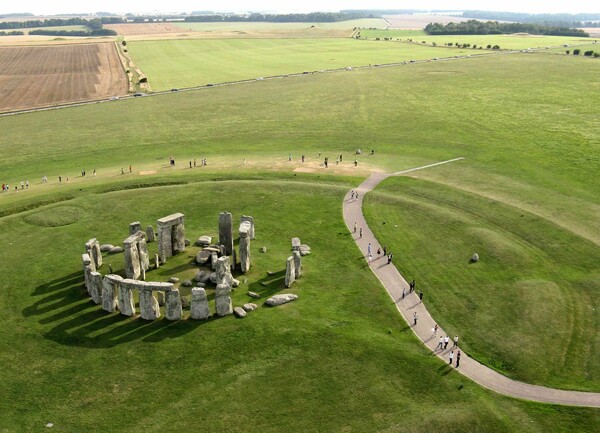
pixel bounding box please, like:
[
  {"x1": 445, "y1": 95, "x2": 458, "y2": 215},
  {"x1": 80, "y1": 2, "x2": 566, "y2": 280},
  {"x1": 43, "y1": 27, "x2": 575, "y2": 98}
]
[
  {"x1": 359, "y1": 30, "x2": 594, "y2": 50},
  {"x1": 18, "y1": 25, "x2": 90, "y2": 34},
  {"x1": 0, "y1": 47, "x2": 599, "y2": 430},
  {"x1": 126, "y1": 38, "x2": 480, "y2": 90}
]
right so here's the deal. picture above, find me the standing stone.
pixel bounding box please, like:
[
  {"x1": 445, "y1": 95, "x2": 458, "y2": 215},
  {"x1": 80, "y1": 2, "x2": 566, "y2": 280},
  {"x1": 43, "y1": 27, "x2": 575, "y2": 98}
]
[
  {"x1": 292, "y1": 237, "x2": 301, "y2": 252},
  {"x1": 138, "y1": 236, "x2": 150, "y2": 272},
  {"x1": 157, "y1": 223, "x2": 172, "y2": 263},
  {"x1": 173, "y1": 223, "x2": 186, "y2": 254},
  {"x1": 85, "y1": 238, "x2": 102, "y2": 269},
  {"x1": 285, "y1": 256, "x2": 296, "y2": 288},
  {"x1": 293, "y1": 250, "x2": 302, "y2": 279},
  {"x1": 165, "y1": 288, "x2": 183, "y2": 321},
  {"x1": 146, "y1": 225, "x2": 156, "y2": 242},
  {"x1": 219, "y1": 212, "x2": 234, "y2": 257},
  {"x1": 215, "y1": 283, "x2": 233, "y2": 316},
  {"x1": 156, "y1": 291, "x2": 166, "y2": 306},
  {"x1": 89, "y1": 272, "x2": 103, "y2": 305},
  {"x1": 139, "y1": 290, "x2": 160, "y2": 320},
  {"x1": 102, "y1": 275, "x2": 121, "y2": 313},
  {"x1": 191, "y1": 288, "x2": 211, "y2": 320},
  {"x1": 123, "y1": 238, "x2": 142, "y2": 280},
  {"x1": 239, "y1": 221, "x2": 251, "y2": 274},
  {"x1": 118, "y1": 284, "x2": 136, "y2": 316},
  {"x1": 129, "y1": 221, "x2": 142, "y2": 235},
  {"x1": 154, "y1": 254, "x2": 160, "y2": 269},
  {"x1": 82, "y1": 253, "x2": 95, "y2": 292},
  {"x1": 216, "y1": 256, "x2": 234, "y2": 286},
  {"x1": 240, "y1": 215, "x2": 255, "y2": 239},
  {"x1": 211, "y1": 252, "x2": 219, "y2": 270}
]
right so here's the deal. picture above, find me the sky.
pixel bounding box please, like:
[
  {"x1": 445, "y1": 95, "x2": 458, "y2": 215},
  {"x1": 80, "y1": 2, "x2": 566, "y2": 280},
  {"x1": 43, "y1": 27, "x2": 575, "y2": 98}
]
[{"x1": 1, "y1": 1, "x2": 599, "y2": 15}]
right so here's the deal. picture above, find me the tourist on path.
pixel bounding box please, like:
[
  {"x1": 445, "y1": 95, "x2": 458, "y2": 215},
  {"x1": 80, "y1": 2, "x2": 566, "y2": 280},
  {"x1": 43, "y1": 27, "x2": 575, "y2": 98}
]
[
  {"x1": 444, "y1": 335, "x2": 449, "y2": 349},
  {"x1": 402, "y1": 288, "x2": 406, "y2": 299},
  {"x1": 367, "y1": 243, "x2": 371, "y2": 255},
  {"x1": 436, "y1": 336, "x2": 443, "y2": 350},
  {"x1": 456, "y1": 350, "x2": 461, "y2": 367},
  {"x1": 419, "y1": 291, "x2": 423, "y2": 303},
  {"x1": 413, "y1": 312, "x2": 418, "y2": 326},
  {"x1": 383, "y1": 245, "x2": 387, "y2": 256},
  {"x1": 453, "y1": 336, "x2": 459, "y2": 348},
  {"x1": 449, "y1": 350, "x2": 454, "y2": 365},
  {"x1": 359, "y1": 228, "x2": 362, "y2": 238},
  {"x1": 387, "y1": 252, "x2": 393, "y2": 264},
  {"x1": 433, "y1": 323, "x2": 438, "y2": 336},
  {"x1": 353, "y1": 222, "x2": 357, "y2": 233}
]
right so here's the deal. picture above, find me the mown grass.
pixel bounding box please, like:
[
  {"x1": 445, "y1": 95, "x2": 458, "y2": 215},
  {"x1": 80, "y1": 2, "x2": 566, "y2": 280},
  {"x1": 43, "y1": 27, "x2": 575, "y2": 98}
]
[
  {"x1": 364, "y1": 176, "x2": 600, "y2": 390},
  {"x1": 359, "y1": 30, "x2": 593, "y2": 49},
  {"x1": 0, "y1": 179, "x2": 599, "y2": 432},
  {"x1": 126, "y1": 38, "x2": 470, "y2": 90}
]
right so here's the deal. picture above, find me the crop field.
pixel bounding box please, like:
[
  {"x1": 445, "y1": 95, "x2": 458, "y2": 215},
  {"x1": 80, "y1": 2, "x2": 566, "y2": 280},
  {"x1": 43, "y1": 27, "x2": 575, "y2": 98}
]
[
  {"x1": 359, "y1": 30, "x2": 593, "y2": 49},
  {"x1": 126, "y1": 38, "x2": 482, "y2": 90},
  {"x1": 0, "y1": 43, "x2": 127, "y2": 112},
  {"x1": 17, "y1": 25, "x2": 90, "y2": 34},
  {"x1": 173, "y1": 18, "x2": 388, "y2": 32},
  {"x1": 104, "y1": 23, "x2": 184, "y2": 35},
  {"x1": 0, "y1": 41, "x2": 599, "y2": 431},
  {"x1": 384, "y1": 13, "x2": 473, "y2": 29}
]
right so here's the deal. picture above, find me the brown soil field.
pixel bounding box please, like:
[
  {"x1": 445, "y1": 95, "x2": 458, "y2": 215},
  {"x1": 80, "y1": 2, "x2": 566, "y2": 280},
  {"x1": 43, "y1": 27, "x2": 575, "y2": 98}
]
[
  {"x1": 0, "y1": 35, "x2": 116, "y2": 47},
  {"x1": 579, "y1": 27, "x2": 600, "y2": 37},
  {"x1": 0, "y1": 43, "x2": 128, "y2": 112},
  {"x1": 104, "y1": 23, "x2": 183, "y2": 36},
  {"x1": 123, "y1": 28, "x2": 350, "y2": 42},
  {"x1": 384, "y1": 13, "x2": 472, "y2": 29}
]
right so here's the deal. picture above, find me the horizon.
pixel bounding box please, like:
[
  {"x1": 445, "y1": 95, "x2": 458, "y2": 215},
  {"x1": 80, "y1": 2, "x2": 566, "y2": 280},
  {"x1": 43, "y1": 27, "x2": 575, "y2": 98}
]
[{"x1": 1, "y1": 1, "x2": 600, "y2": 16}]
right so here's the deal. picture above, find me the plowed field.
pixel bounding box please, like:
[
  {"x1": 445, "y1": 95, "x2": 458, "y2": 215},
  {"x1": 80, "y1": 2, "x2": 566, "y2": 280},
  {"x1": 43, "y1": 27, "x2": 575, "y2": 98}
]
[
  {"x1": 0, "y1": 43, "x2": 127, "y2": 112},
  {"x1": 104, "y1": 23, "x2": 183, "y2": 35}
]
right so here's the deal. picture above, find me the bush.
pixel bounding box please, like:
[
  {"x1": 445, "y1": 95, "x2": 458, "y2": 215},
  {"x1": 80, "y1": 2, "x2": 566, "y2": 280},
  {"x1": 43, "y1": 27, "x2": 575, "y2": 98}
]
[
  {"x1": 487, "y1": 44, "x2": 492, "y2": 49},
  {"x1": 492, "y1": 45, "x2": 500, "y2": 50},
  {"x1": 584, "y1": 50, "x2": 594, "y2": 56},
  {"x1": 139, "y1": 77, "x2": 148, "y2": 83},
  {"x1": 122, "y1": 40, "x2": 127, "y2": 46},
  {"x1": 565, "y1": 50, "x2": 570, "y2": 54},
  {"x1": 595, "y1": 52, "x2": 600, "y2": 58},
  {"x1": 573, "y1": 49, "x2": 581, "y2": 55}
]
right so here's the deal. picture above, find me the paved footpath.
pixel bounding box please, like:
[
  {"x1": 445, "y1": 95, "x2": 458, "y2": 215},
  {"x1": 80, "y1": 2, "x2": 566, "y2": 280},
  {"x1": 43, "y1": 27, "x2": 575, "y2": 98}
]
[{"x1": 343, "y1": 166, "x2": 600, "y2": 408}]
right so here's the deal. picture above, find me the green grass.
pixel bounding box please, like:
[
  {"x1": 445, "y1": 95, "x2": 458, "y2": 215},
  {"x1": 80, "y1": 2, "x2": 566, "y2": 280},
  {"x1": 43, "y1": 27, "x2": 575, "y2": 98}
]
[
  {"x1": 360, "y1": 30, "x2": 593, "y2": 49},
  {"x1": 0, "y1": 177, "x2": 599, "y2": 432},
  {"x1": 126, "y1": 38, "x2": 475, "y2": 90},
  {"x1": 364, "y1": 177, "x2": 600, "y2": 390},
  {"x1": 173, "y1": 18, "x2": 388, "y2": 32},
  {"x1": 19, "y1": 25, "x2": 91, "y2": 34},
  {"x1": 0, "y1": 49, "x2": 599, "y2": 430}
]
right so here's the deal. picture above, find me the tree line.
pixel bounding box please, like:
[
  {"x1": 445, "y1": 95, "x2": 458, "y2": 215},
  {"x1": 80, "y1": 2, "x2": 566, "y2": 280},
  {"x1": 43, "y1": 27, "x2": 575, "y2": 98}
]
[
  {"x1": 461, "y1": 11, "x2": 600, "y2": 28},
  {"x1": 29, "y1": 29, "x2": 117, "y2": 36},
  {"x1": 0, "y1": 17, "x2": 123, "y2": 30},
  {"x1": 424, "y1": 20, "x2": 588, "y2": 37},
  {"x1": 184, "y1": 12, "x2": 373, "y2": 23}
]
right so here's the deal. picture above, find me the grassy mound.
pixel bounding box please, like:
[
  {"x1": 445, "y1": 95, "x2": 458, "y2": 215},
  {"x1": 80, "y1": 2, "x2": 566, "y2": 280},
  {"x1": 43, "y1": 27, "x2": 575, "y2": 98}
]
[{"x1": 23, "y1": 205, "x2": 86, "y2": 227}]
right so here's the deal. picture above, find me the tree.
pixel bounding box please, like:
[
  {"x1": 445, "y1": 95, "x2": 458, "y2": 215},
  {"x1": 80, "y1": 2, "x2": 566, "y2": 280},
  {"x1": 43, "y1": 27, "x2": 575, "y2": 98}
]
[
  {"x1": 565, "y1": 50, "x2": 570, "y2": 54},
  {"x1": 573, "y1": 49, "x2": 581, "y2": 55}
]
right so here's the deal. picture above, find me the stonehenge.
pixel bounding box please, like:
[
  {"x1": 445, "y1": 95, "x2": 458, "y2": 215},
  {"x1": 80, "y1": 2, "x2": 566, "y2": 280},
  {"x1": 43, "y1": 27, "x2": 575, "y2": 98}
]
[
  {"x1": 157, "y1": 213, "x2": 186, "y2": 263},
  {"x1": 240, "y1": 215, "x2": 255, "y2": 239},
  {"x1": 215, "y1": 283, "x2": 233, "y2": 317},
  {"x1": 123, "y1": 231, "x2": 150, "y2": 280},
  {"x1": 129, "y1": 221, "x2": 142, "y2": 235},
  {"x1": 146, "y1": 225, "x2": 156, "y2": 242},
  {"x1": 293, "y1": 250, "x2": 302, "y2": 279},
  {"x1": 165, "y1": 288, "x2": 183, "y2": 321},
  {"x1": 219, "y1": 212, "x2": 233, "y2": 257},
  {"x1": 102, "y1": 274, "x2": 121, "y2": 313},
  {"x1": 191, "y1": 288, "x2": 211, "y2": 320}
]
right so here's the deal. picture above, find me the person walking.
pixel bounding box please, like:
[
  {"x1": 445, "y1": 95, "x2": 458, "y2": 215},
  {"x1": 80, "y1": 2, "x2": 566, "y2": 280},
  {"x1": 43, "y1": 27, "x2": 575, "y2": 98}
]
[
  {"x1": 387, "y1": 252, "x2": 393, "y2": 264},
  {"x1": 456, "y1": 350, "x2": 461, "y2": 368},
  {"x1": 383, "y1": 245, "x2": 387, "y2": 256},
  {"x1": 402, "y1": 288, "x2": 406, "y2": 299},
  {"x1": 436, "y1": 336, "x2": 443, "y2": 350},
  {"x1": 433, "y1": 323, "x2": 438, "y2": 336},
  {"x1": 444, "y1": 335, "x2": 449, "y2": 349},
  {"x1": 413, "y1": 312, "x2": 418, "y2": 326},
  {"x1": 359, "y1": 228, "x2": 362, "y2": 238},
  {"x1": 367, "y1": 243, "x2": 371, "y2": 256},
  {"x1": 419, "y1": 291, "x2": 423, "y2": 303},
  {"x1": 410, "y1": 280, "x2": 415, "y2": 292},
  {"x1": 353, "y1": 222, "x2": 357, "y2": 233},
  {"x1": 368, "y1": 253, "x2": 372, "y2": 265},
  {"x1": 453, "y1": 336, "x2": 459, "y2": 348},
  {"x1": 449, "y1": 350, "x2": 454, "y2": 365}
]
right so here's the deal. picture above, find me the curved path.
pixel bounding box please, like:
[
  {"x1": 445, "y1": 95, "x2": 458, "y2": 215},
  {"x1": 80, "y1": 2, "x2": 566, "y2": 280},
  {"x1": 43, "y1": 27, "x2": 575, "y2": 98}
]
[{"x1": 343, "y1": 162, "x2": 600, "y2": 408}]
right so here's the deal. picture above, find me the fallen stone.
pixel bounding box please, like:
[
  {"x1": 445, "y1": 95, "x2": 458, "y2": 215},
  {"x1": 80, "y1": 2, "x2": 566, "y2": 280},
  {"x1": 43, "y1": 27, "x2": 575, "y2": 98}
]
[
  {"x1": 260, "y1": 246, "x2": 267, "y2": 253},
  {"x1": 299, "y1": 244, "x2": 311, "y2": 256},
  {"x1": 265, "y1": 293, "x2": 298, "y2": 306},
  {"x1": 247, "y1": 291, "x2": 260, "y2": 298},
  {"x1": 203, "y1": 246, "x2": 220, "y2": 253},
  {"x1": 129, "y1": 221, "x2": 142, "y2": 235},
  {"x1": 168, "y1": 277, "x2": 180, "y2": 283},
  {"x1": 231, "y1": 278, "x2": 240, "y2": 288},
  {"x1": 234, "y1": 307, "x2": 247, "y2": 318},
  {"x1": 182, "y1": 280, "x2": 193, "y2": 287},
  {"x1": 184, "y1": 238, "x2": 191, "y2": 247},
  {"x1": 109, "y1": 246, "x2": 124, "y2": 254},
  {"x1": 471, "y1": 253, "x2": 480, "y2": 263},
  {"x1": 100, "y1": 244, "x2": 114, "y2": 252},
  {"x1": 196, "y1": 250, "x2": 212, "y2": 265},
  {"x1": 195, "y1": 236, "x2": 212, "y2": 247},
  {"x1": 196, "y1": 282, "x2": 206, "y2": 288},
  {"x1": 193, "y1": 271, "x2": 205, "y2": 282},
  {"x1": 243, "y1": 303, "x2": 258, "y2": 311}
]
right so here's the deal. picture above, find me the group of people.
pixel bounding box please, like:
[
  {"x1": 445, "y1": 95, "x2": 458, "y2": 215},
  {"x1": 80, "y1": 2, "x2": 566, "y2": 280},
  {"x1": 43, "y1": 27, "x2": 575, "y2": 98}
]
[
  {"x1": 2, "y1": 181, "x2": 29, "y2": 192},
  {"x1": 434, "y1": 334, "x2": 462, "y2": 367},
  {"x1": 189, "y1": 158, "x2": 208, "y2": 168}
]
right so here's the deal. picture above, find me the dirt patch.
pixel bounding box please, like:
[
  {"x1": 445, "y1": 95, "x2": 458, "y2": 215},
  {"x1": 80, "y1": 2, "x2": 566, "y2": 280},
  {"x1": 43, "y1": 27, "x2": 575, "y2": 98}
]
[
  {"x1": 384, "y1": 14, "x2": 471, "y2": 29},
  {"x1": 0, "y1": 43, "x2": 128, "y2": 112},
  {"x1": 139, "y1": 170, "x2": 158, "y2": 175}
]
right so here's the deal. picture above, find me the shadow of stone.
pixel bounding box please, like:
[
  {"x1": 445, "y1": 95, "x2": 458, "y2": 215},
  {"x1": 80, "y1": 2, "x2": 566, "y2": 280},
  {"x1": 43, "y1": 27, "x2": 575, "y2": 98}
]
[
  {"x1": 30, "y1": 271, "x2": 82, "y2": 296},
  {"x1": 245, "y1": 270, "x2": 288, "y2": 300}
]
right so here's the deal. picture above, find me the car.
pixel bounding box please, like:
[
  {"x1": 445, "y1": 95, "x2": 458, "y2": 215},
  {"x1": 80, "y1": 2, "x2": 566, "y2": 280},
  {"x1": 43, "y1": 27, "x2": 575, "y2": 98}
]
[
  {"x1": 207, "y1": 83, "x2": 214, "y2": 87},
  {"x1": 110, "y1": 96, "x2": 119, "y2": 101},
  {"x1": 410, "y1": 59, "x2": 416, "y2": 63},
  {"x1": 345, "y1": 66, "x2": 352, "y2": 70},
  {"x1": 133, "y1": 92, "x2": 143, "y2": 97},
  {"x1": 256, "y1": 77, "x2": 264, "y2": 80},
  {"x1": 433, "y1": 58, "x2": 439, "y2": 61},
  {"x1": 374, "y1": 64, "x2": 380, "y2": 67},
  {"x1": 171, "y1": 88, "x2": 179, "y2": 92}
]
